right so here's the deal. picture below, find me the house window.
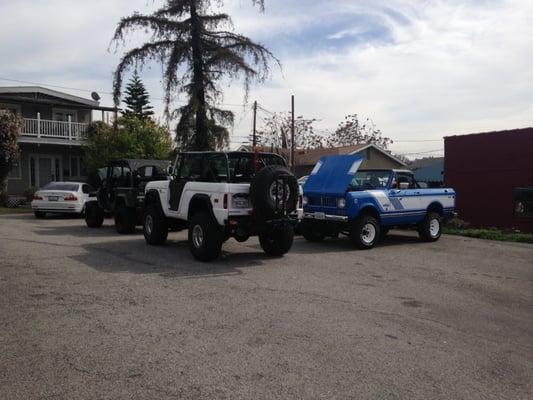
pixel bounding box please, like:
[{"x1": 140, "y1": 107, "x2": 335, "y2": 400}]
[
  {"x1": 70, "y1": 157, "x2": 79, "y2": 177},
  {"x1": 69, "y1": 156, "x2": 87, "y2": 178},
  {"x1": 8, "y1": 160, "x2": 21, "y2": 179},
  {"x1": 0, "y1": 103, "x2": 21, "y2": 115}
]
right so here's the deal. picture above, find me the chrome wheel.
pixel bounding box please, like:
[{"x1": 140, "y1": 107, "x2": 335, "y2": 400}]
[
  {"x1": 145, "y1": 214, "x2": 153, "y2": 235},
  {"x1": 192, "y1": 224, "x2": 204, "y2": 248},
  {"x1": 429, "y1": 218, "x2": 440, "y2": 238},
  {"x1": 361, "y1": 223, "x2": 376, "y2": 245},
  {"x1": 269, "y1": 180, "x2": 290, "y2": 203}
]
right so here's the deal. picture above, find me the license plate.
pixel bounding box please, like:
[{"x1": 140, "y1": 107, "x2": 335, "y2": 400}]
[
  {"x1": 48, "y1": 196, "x2": 58, "y2": 201},
  {"x1": 314, "y1": 212, "x2": 325, "y2": 220}
]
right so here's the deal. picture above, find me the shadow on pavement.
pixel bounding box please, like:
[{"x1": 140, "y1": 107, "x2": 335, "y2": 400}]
[
  {"x1": 71, "y1": 235, "x2": 270, "y2": 279},
  {"x1": 34, "y1": 220, "x2": 135, "y2": 238},
  {"x1": 290, "y1": 230, "x2": 425, "y2": 254}
]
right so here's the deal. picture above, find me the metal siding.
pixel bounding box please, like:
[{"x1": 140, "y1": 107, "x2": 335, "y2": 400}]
[{"x1": 444, "y1": 128, "x2": 533, "y2": 233}]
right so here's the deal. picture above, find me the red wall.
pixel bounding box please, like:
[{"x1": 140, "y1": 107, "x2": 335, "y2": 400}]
[{"x1": 444, "y1": 128, "x2": 533, "y2": 233}]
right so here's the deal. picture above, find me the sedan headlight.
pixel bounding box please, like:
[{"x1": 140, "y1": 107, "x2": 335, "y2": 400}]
[{"x1": 338, "y1": 198, "x2": 346, "y2": 208}]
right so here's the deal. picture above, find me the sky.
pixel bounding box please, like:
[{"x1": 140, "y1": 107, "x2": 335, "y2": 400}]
[{"x1": 0, "y1": 0, "x2": 532, "y2": 158}]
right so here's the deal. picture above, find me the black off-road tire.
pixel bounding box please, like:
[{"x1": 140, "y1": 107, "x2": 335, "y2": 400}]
[
  {"x1": 34, "y1": 211, "x2": 46, "y2": 219},
  {"x1": 301, "y1": 220, "x2": 325, "y2": 242},
  {"x1": 259, "y1": 223, "x2": 295, "y2": 257},
  {"x1": 188, "y1": 212, "x2": 223, "y2": 262},
  {"x1": 115, "y1": 205, "x2": 136, "y2": 234},
  {"x1": 418, "y1": 212, "x2": 442, "y2": 242},
  {"x1": 250, "y1": 166, "x2": 299, "y2": 220},
  {"x1": 84, "y1": 202, "x2": 104, "y2": 228},
  {"x1": 351, "y1": 215, "x2": 380, "y2": 250},
  {"x1": 143, "y1": 205, "x2": 168, "y2": 245}
]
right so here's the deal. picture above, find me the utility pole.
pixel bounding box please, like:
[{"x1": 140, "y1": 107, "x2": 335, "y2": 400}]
[
  {"x1": 290, "y1": 95, "x2": 295, "y2": 172},
  {"x1": 252, "y1": 100, "x2": 258, "y2": 149}
]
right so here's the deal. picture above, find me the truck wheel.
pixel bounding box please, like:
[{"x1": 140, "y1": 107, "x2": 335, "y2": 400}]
[
  {"x1": 115, "y1": 205, "x2": 136, "y2": 234},
  {"x1": 189, "y1": 212, "x2": 223, "y2": 262},
  {"x1": 85, "y1": 202, "x2": 104, "y2": 228},
  {"x1": 418, "y1": 212, "x2": 442, "y2": 242},
  {"x1": 259, "y1": 223, "x2": 294, "y2": 257},
  {"x1": 34, "y1": 211, "x2": 46, "y2": 219},
  {"x1": 301, "y1": 220, "x2": 325, "y2": 242},
  {"x1": 143, "y1": 205, "x2": 168, "y2": 245},
  {"x1": 351, "y1": 215, "x2": 380, "y2": 249}
]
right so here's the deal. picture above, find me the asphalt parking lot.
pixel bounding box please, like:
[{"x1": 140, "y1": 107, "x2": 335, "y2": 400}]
[{"x1": 1, "y1": 214, "x2": 532, "y2": 400}]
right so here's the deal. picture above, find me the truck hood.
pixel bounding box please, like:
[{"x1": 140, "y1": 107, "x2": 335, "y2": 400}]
[{"x1": 303, "y1": 154, "x2": 364, "y2": 196}]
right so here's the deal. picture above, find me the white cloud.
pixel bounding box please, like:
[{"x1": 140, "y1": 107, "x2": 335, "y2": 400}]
[{"x1": 1, "y1": 0, "x2": 532, "y2": 156}]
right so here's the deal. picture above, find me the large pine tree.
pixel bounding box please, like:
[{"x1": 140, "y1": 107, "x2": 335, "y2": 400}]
[
  {"x1": 122, "y1": 71, "x2": 154, "y2": 119},
  {"x1": 111, "y1": 0, "x2": 277, "y2": 151}
]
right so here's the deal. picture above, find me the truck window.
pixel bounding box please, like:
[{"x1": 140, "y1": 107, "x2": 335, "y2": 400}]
[
  {"x1": 395, "y1": 172, "x2": 418, "y2": 189},
  {"x1": 350, "y1": 171, "x2": 391, "y2": 191}
]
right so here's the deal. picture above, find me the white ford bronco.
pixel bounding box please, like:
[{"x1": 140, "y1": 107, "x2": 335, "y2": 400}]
[{"x1": 142, "y1": 151, "x2": 300, "y2": 261}]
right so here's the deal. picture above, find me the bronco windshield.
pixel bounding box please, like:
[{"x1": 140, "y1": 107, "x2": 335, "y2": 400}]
[{"x1": 349, "y1": 170, "x2": 391, "y2": 191}]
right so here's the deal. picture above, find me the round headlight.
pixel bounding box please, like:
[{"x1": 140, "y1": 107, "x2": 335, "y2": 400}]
[
  {"x1": 338, "y1": 198, "x2": 346, "y2": 208},
  {"x1": 302, "y1": 196, "x2": 308, "y2": 206}
]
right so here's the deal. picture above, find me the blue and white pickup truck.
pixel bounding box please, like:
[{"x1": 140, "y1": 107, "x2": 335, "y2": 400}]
[{"x1": 301, "y1": 154, "x2": 456, "y2": 249}]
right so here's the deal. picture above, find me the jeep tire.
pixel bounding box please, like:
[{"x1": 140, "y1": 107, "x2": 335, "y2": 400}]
[
  {"x1": 85, "y1": 202, "x2": 104, "y2": 228},
  {"x1": 250, "y1": 166, "x2": 299, "y2": 220},
  {"x1": 418, "y1": 212, "x2": 442, "y2": 242},
  {"x1": 351, "y1": 215, "x2": 380, "y2": 250},
  {"x1": 189, "y1": 211, "x2": 223, "y2": 262},
  {"x1": 115, "y1": 205, "x2": 136, "y2": 234},
  {"x1": 143, "y1": 205, "x2": 168, "y2": 245},
  {"x1": 259, "y1": 223, "x2": 294, "y2": 257}
]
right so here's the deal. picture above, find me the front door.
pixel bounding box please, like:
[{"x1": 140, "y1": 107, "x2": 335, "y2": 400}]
[
  {"x1": 30, "y1": 155, "x2": 63, "y2": 188},
  {"x1": 386, "y1": 172, "x2": 423, "y2": 224}
]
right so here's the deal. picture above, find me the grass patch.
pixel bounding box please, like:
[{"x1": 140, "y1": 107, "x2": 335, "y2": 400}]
[
  {"x1": 0, "y1": 207, "x2": 32, "y2": 215},
  {"x1": 443, "y1": 228, "x2": 533, "y2": 244}
]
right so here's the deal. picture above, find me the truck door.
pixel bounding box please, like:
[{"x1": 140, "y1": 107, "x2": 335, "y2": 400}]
[
  {"x1": 169, "y1": 154, "x2": 203, "y2": 211},
  {"x1": 387, "y1": 172, "x2": 424, "y2": 224}
]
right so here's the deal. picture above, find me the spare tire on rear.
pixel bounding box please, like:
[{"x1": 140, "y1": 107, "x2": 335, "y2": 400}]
[{"x1": 250, "y1": 165, "x2": 298, "y2": 220}]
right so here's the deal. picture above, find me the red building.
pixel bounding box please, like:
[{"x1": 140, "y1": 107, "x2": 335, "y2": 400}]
[{"x1": 444, "y1": 128, "x2": 533, "y2": 233}]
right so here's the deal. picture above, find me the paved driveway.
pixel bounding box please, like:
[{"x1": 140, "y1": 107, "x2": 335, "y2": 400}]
[{"x1": 1, "y1": 214, "x2": 532, "y2": 399}]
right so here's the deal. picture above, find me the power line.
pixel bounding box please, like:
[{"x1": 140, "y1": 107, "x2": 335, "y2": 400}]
[{"x1": 0, "y1": 76, "x2": 248, "y2": 108}]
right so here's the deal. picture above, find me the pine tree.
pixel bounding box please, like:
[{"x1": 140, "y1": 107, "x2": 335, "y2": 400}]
[
  {"x1": 122, "y1": 71, "x2": 154, "y2": 119},
  {"x1": 111, "y1": 0, "x2": 276, "y2": 151}
]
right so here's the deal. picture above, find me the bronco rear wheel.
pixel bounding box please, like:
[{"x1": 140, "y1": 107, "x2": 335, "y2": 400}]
[
  {"x1": 188, "y1": 211, "x2": 223, "y2": 262},
  {"x1": 259, "y1": 223, "x2": 294, "y2": 257}
]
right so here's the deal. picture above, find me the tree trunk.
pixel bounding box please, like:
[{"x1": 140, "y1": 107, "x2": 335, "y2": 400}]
[{"x1": 189, "y1": 0, "x2": 208, "y2": 151}]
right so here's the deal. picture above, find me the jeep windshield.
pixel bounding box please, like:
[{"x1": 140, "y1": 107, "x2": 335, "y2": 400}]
[
  {"x1": 228, "y1": 153, "x2": 286, "y2": 183},
  {"x1": 349, "y1": 170, "x2": 391, "y2": 191}
]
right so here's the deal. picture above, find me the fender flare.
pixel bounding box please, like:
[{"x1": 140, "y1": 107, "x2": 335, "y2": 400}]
[{"x1": 187, "y1": 194, "x2": 216, "y2": 221}]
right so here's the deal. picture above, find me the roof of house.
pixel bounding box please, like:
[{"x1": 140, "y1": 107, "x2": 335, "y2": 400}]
[
  {"x1": 409, "y1": 156, "x2": 444, "y2": 170},
  {"x1": 237, "y1": 143, "x2": 407, "y2": 167},
  {"x1": 0, "y1": 86, "x2": 110, "y2": 109}
]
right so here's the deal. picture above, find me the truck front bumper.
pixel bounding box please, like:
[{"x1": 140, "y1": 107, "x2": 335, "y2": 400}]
[{"x1": 303, "y1": 212, "x2": 348, "y2": 222}]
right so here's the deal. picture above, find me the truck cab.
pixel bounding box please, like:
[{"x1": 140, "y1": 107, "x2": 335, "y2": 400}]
[{"x1": 302, "y1": 154, "x2": 456, "y2": 249}]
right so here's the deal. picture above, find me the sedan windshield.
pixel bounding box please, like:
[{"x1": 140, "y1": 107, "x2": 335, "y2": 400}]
[
  {"x1": 349, "y1": 171, "x2": 390, "y2": 191},
  {"x1": 42, "y1": 182, "x2": 80, "y2": 191}
]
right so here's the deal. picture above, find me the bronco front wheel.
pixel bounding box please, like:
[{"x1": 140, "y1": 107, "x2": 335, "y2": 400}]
[{"x1": 143, "y1": 205, "x2": 168, "y2": 245}]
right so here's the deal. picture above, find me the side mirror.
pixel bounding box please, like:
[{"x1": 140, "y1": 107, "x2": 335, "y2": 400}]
[{"x1": 399, "y1": 182, "x2": 409, "y2": 190}]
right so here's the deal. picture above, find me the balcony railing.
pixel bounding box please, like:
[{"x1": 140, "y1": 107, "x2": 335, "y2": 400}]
[{"x1": 22, "y1": 116, "x2": 88, "y2": 141}]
